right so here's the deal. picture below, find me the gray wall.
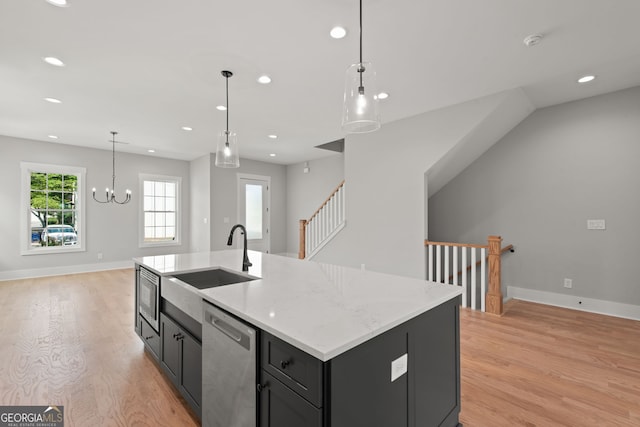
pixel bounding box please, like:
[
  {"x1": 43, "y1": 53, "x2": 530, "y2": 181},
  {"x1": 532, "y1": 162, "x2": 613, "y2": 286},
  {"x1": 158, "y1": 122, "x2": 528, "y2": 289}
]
[
  {"x1": 0, "y1": 135, "x2": 191, "y2": 278},
  {"x1": 210, "y1": 158, "x2": 287, "y2": 253},
  {"x1": 285, "y1": 154, "x2": 344, "y2": 256},
  {"x1": 428, "y1": 86, "x2": 640, "y2": 306},
  {"x1": 190, "y1": 154, "x2": 211, "y2": 253}
]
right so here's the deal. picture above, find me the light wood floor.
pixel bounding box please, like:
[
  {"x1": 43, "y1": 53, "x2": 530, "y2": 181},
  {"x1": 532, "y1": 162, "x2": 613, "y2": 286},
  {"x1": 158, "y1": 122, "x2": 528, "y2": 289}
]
[
  {"x1": 459, "y1": 299, "x2": 640, "y2": 426},
  {"x1": 1, "y1": 270, "x2": 638, "y2": 426}
]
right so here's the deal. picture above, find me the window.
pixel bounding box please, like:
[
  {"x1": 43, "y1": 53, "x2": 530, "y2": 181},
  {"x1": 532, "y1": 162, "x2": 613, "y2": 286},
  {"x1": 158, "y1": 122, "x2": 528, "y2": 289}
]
[
  {"x1": 139, "y1": 174, "x2": 181, "y2": 247},
  {"x1": 245, "y1": 183, "x2": 263, "y2": 240},
  {"x1": 21, "y1": 162, "x2": 86, "y2": 255}
]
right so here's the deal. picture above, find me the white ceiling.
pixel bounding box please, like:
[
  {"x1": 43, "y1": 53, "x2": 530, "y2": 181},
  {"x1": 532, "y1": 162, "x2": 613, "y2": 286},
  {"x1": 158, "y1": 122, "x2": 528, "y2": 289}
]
[{"x1": 2, "y1": 0, "x2": 640, "y2": 165}]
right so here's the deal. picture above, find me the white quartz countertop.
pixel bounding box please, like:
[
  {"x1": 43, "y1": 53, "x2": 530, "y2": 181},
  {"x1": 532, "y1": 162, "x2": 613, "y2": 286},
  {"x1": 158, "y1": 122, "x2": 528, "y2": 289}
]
[{"x1": 134, "y1": 250, "x2": 462, "y2": 361}]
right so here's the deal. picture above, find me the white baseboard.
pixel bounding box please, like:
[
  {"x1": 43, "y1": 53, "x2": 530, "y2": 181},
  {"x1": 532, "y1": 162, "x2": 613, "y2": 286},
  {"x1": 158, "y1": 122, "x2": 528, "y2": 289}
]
[
  {"x1": 507, "y1": 286, "x2": 640, "y2": 321},
  {"x1": 0, "y1": 260, "x2": 134, "y2": 281}
]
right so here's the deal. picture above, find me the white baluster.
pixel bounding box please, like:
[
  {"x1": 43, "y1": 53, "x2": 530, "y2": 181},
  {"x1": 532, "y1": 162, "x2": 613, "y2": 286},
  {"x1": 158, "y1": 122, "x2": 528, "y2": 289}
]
[
  {"x1": 462, "y1": 247, "x2": 468, "y2": 308},
  {"x1": 481, "y1": 247, "x2": 486, "y2": 312},
  {"x1": 471, "y1": 248, "x2": 477, "y2": 310},
  {"x1": 444, "y1": 245, "x2": 450, "y2": 285},
  {"x1": 453, "y1": 246, "x2": 458, "y2": 288}
]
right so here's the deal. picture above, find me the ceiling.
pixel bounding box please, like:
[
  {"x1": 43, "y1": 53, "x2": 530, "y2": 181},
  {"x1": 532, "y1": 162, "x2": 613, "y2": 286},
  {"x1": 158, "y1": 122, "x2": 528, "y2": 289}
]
[{"x1": 2, "y1": 0, "x2": 640, "y2": 165}]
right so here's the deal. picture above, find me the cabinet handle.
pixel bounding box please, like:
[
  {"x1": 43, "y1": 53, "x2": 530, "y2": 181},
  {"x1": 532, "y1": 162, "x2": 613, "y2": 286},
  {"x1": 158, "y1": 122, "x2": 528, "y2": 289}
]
[
  {"x1": 280, "y1": 360, "x2": 291, "y2": 369},
  {"x1": 257, "y1": 382, "x2": 269, "y2": 392},
  {"x1": 144, "y1": 336, "x2": 153, "y2": 340},
  {"x1": 172, "y1": 333, "x2": 179, "y2": 339},
  {"x1": 175, "y1": 333, "x2": 184, "y2": 341}
]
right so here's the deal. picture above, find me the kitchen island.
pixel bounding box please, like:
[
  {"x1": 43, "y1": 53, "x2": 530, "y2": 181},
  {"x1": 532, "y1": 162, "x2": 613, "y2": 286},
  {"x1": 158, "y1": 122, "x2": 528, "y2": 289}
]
[{"x1": 134, "y1": 250, "x2": 463, "y2": 427}]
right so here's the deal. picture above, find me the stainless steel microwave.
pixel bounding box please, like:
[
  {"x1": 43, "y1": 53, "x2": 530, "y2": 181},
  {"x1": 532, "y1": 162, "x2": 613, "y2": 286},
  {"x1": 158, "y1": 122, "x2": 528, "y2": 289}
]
[{"x1": 139, "y1": 267, "x2": 160, "y2": 332}]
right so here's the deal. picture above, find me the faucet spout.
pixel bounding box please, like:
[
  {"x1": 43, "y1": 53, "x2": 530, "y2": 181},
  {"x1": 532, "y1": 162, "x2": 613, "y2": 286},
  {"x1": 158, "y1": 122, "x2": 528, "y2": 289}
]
[{"x1": 227, "y1": 224, "x2": 252, "y2": 272}]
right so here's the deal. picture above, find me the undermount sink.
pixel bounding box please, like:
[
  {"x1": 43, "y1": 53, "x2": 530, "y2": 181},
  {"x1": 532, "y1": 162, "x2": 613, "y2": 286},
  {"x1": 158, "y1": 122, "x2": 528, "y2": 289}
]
[{"x1": 172, "y1": 268, "x2": 257, "y2": 290}]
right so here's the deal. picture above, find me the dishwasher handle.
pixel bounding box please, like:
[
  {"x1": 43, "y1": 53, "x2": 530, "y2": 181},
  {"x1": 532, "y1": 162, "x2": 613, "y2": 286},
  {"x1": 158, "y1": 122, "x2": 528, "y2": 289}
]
[{"x1": 205, "y1": 309, "x2": 253, "y2": 351}]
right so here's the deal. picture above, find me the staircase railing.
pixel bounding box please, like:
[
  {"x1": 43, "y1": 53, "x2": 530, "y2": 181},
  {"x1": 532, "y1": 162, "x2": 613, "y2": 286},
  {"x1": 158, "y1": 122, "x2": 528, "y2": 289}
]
[
  {"x1": 299, "y1": 180, "x2": 346, "y2": 259},
  {"x1": 424, "y1": 236, "x2": 513, "y2": 315}
]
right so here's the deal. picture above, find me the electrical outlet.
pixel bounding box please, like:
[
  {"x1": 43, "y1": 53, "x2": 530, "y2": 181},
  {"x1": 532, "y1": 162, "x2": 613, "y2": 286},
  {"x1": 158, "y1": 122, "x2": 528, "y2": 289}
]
[
  {"x1": 587, "y1": 219, "x2": 605, "y2": 230},
  {"x1": 564, "y1": 278, "x2": 572, "y2": 288},
  {"x1": 97, "y1": 252, "x2": 103, "y2": 260}
]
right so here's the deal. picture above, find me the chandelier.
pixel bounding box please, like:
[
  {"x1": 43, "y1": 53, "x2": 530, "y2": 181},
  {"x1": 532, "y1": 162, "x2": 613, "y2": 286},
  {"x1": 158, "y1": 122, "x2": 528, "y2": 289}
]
[{"x1": 92, "y1": 131, "x2": 132, "y2": 204}]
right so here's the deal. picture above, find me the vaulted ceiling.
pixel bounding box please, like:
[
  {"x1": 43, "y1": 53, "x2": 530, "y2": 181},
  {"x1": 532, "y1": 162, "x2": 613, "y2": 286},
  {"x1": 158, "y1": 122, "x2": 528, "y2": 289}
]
[{"x1": 2, "y1": 0, "x2": 640, "y2": 164}]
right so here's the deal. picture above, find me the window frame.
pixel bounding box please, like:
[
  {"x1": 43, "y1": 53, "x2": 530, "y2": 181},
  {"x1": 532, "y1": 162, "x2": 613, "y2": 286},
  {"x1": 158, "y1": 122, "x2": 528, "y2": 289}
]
[
  {"x1": 138, "y1": 173, "x2": 181, "y2": 248},
  {"x1": 20, "y1": 162, "x2": 86, "y2": 255}
]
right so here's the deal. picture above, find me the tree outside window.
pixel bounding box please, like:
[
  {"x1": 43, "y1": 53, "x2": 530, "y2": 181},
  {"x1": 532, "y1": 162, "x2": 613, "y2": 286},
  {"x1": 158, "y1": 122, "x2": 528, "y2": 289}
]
[{"x1": 21, "y1": 163, "x2": 85, "y2": 254}]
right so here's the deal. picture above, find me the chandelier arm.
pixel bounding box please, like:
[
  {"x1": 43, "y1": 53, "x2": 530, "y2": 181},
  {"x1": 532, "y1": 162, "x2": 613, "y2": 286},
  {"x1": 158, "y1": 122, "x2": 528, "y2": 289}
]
[{"x1": 92, "y1": 194, "x2": 110, "y2": 204}]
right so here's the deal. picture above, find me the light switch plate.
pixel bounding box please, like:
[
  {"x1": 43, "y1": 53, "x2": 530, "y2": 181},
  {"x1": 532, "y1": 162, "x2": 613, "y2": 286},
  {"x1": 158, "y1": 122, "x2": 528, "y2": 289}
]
[
  {"x1": 587, "y1": 219, "x2": 605, "y2": 230},
  {"x1": 391, "y1": 353, "x2": 408, "y2": 382}
]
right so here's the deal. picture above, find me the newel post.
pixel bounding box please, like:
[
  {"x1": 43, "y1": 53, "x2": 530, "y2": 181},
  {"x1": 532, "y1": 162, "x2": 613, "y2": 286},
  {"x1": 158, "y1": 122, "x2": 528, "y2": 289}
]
[
  {"x1": 486, "y1": 235, "x2": 503, "y2": 315},
  {"x1": 299, "y1": 219, "x2": 307, "y2": 259}
]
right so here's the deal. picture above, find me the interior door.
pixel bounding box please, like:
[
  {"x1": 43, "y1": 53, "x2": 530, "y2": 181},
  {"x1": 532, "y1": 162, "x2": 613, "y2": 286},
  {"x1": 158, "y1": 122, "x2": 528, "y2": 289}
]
[{"x1": 238, "y1": 175, "x2": 270, "y2": 253}]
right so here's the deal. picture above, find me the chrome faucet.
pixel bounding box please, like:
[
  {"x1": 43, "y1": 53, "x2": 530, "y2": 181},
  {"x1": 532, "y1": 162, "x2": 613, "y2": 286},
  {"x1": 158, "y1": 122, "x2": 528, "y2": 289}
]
[{"x1": 227, "y1": 224, "x2": 252, "y2": 272}]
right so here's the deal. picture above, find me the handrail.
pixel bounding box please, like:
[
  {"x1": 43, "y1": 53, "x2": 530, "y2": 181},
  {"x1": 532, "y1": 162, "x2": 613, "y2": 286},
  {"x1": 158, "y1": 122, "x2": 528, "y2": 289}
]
[
  {"x1": 308, "y1": 180, "x2": 345, "y2": 223},
  {"x1": 424, "y1": 240, "x2": 488, "y2": 249}
]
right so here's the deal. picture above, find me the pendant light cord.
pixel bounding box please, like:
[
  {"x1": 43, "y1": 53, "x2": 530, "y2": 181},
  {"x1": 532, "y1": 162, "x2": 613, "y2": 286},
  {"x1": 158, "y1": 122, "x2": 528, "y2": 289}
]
[
  {"x1": 358, "y1": 0, "x2": 364, "y2": 92},
  {"x1": 111, "y1": 131, "x2": 116, "y2": 194},
  {"x1": 359, "y1": 0, "x2": 363, "y2": 65},
  {"x1": 225, "y1": 74, "x2": 230, "y2": 143}
]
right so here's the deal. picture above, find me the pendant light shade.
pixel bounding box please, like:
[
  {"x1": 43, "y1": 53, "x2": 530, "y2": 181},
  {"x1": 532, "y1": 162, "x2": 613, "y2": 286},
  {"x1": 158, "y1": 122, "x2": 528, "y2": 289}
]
[
  {"x1": 341, "y1": 0, "x2": 380, "y2": 133},
  {"x1": 342, "y1": 61, "x2": 380, "y2": 133},
  {"x1": 215, "y1": 70, "x2": 240, "y2": 168},
  {"x1": 215, "y1": 130, "x2": 239, "y2": 168}
]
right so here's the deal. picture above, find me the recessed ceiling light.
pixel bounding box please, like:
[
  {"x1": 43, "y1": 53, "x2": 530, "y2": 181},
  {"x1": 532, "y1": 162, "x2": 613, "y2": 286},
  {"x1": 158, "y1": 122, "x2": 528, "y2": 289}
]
[
  {"x1": 377, "y1": 92, "x2": 389, "y2": 100},
  {"x1": 148, "y1": 149, "x2": 156, "y2": 153},
  {"x1": 216, "y1": 105, "x2": 227, "y2": 111},
  {"x1": 268, "y1": 134, "x2": 278, "y2": 139},
  {"x1": 181, "y1": 126, "x2": 193, "y2": 131},
  {"x1": 44, "y1": 97, "x2": 62, "y2": 104},
  {"x1": 269, "y1": 153, "x2": 276, "y2": 157},
  {"x1": 330, "y1": 26, "x2": 347, "y2": 39},
  {"x1": 47, "y1": 135, "x2": 59, "y2": 139},
  {"x1": 43, "y1": 56, "x2": 65, "y2": 67},
  {"x1": 577, "y1": 75, "x2": 596, "y2": 83},
  {"x1": 46, "y1": 0, "x2": 69, "y2": 7},
  {"x1": 523, "y1": 33, "x2": 543, "y2": 47},
  {"x1": 257, "y1": 75, "x2": 271, "y2": 84}
]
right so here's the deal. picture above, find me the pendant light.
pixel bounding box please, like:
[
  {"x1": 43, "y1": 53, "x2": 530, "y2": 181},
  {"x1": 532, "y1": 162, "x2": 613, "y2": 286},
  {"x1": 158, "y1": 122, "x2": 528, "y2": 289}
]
[
  {"x1": 92, "y1": 131, "x2": 132, "y2": 204},
  {"x1": 215, "y1": 70, "x2": 240, "y2": 168},
  {"x1": 342, "y1": 0, "x2": 380, "y2": 133}
]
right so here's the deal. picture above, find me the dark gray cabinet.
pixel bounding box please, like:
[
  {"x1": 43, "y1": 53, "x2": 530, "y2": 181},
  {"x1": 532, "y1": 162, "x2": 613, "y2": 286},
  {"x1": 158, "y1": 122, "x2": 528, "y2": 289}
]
[
  {"x1": 160, "y1": 313, "x2": 202, "y2": 419},
  {"x1": 258, "y1": 296, "x2": 461, "y2": 427},
  {"x1": 260, "y1": 333, "x2": 324, "y2": 426},
  {"x1": 259, "y1": 371, "x2": 322, "y2": 427},
  {"x1": 139, "y1": 316, "x2": 160, "y2": 361}
]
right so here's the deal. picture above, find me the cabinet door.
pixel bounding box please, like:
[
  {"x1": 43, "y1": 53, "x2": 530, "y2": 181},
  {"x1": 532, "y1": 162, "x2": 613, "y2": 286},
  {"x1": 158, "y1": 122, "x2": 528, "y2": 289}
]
[
  {"x1": 140, "y1": 316, "x2": 160, "y2": 361},
  {"x1": 259, "y1": 371, "x2": 322, "y2": 427},
  {"x1": 409, "y1": 297, "x2": 460, "y2": 427},
  {"x1": 134, "y1": 266, "x2": 140, "y2": 334},
  {"x1": 180, "y1": 332, "x2": 202, "y2": 415},
  {"x1": 160, "y1": 314, "x2": 181, "y2": 387},
  {"x1": 329, "y1": 324, "x2": 408, "y2": 427}
]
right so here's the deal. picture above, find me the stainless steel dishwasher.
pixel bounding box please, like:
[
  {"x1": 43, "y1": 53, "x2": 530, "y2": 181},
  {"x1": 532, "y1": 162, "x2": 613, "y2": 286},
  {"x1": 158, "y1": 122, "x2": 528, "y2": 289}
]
[{"x1": 202, "y1": 301, "x2": 257, "y2": 427}]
